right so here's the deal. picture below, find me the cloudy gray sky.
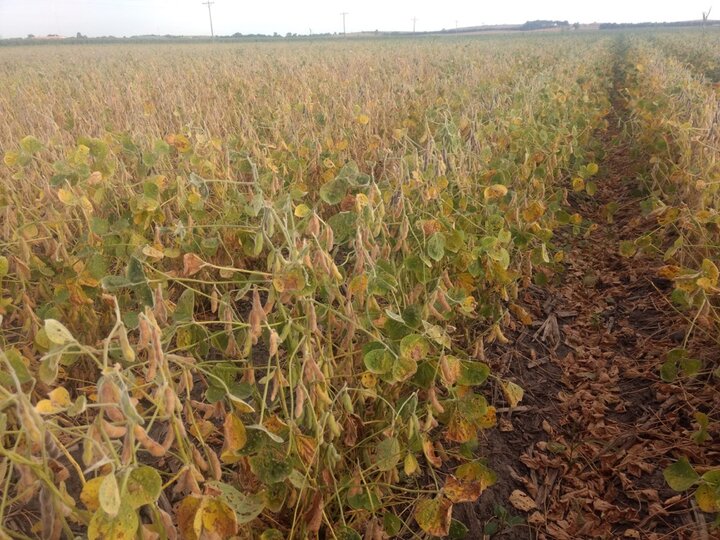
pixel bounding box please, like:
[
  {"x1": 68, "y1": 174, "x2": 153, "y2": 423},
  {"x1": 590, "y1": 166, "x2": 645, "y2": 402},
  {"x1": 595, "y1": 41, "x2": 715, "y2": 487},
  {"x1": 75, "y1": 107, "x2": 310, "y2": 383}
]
[{"x1": 0, "y1": 0, "x2": 716, "y2": 38}]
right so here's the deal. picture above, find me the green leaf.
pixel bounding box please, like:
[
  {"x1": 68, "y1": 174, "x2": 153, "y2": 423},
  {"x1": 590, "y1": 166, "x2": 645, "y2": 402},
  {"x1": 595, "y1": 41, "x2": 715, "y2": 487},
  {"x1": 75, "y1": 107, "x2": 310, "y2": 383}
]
[
  {"x1": 680, "y1": 357, "x2": 702, "y2": 378},
  {"x1": 101, "y1": 275, "x2": 132, "y2": 291},
  {"x1": 347, "y1": 486, "x2": 380, "y2": 512},
  {"x1": 336, "y1": 526, "x2": 362, "y2": 540},
  {"x1": 664, "y1": 457, "x2": 699, "y2": 492},
  {"x1": 586, "y1": 162, "x2": 599, "y2": 176},
  {"x1": 261, "y1": 530, "x2": 285, "y2": 540},
  {"x1": 125, "y1": 467, "x2": 162, "y2": 509},
  {"x1": 20, "y1": 135, "x2": 43, "y2": 154},
  {"x1": 383, "y1": 513, "x2": 403, "y2": 536},
  {"x1": 319, "y1": 177, "x2": 349, "y2": 205},
  {"x1": 619, "y1": 241, "x2": 637, "y2": 258},
  {"x1": 327, "y1": 212, "x2": 357, "y2": 245},
  {"x1": 126, "y1": 257, "x2": 147, "y2": 286},
  {"x1": 449, "y1": 518, "x2": 469, "y2": 540},
  {"x1": 207, "y1": 481, "x2": 265, "y2": 524},
  {"x1": 375, "y1": 437, "x2": 401, "y2": 472},
  {"x1": 174, "y1": 288, "x2": 195, "y2": 323},
  {"x1": 427, "y1": 233, "x2": 446, "y2": 262},
  {"x1": 0, "y1": 349, "x2": 33, "y2": 387},
  {"x1": 458, "y1": 361, "x2": 490, "y2": 386},
  {"x1": 364, "y1": 349, "x2": 393, "y2": 375},
  {"x1": 249, "y1": 452, "x2": 292, "y2": 484},
  {"x1": 660, "y1": 359, "x2": 678, "y2": 382}
]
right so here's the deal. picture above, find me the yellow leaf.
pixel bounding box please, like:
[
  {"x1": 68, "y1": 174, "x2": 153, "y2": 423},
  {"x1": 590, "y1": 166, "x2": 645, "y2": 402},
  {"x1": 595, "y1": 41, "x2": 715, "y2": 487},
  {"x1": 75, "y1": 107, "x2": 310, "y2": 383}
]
[
  {"x1": 445, "y1": 411, "x2": 475, "y2": 443},
  {"x1": 294, "y1": 204, "x2": 311, "y2": 218},
  {"x1": 414, "y1": 497, "x2": 452, "y2": 537},
  {"x1": 57, "y1": 188, "x2": 76, "y2": 205},
  {"x1": 572, "y1": 177, "x2": 585, "y2": 192},
  {"x1": 356, "y1": 114, "x2": 370, "y2": 125},
  {"x1": 404, "y1": 453, "x2": 419, "y2": 475},
  {"x1": 141, "y1": 245, "x2": 164, "y2": 260},
  {"x1": 44, "y1": 319, "x2": 75, "y2": 345},
  {"x1": 483, "y1": 184, "x2": 508, "y2": 200},
  {"x1": 177, "y1": 495, "x2": 203, "y2": 540},
  {"x1": 201, "y1": 498, "x2": 238, "y2": 537},
  {"x1": 361, "y1": 372, "x2": 377, "y2": 388},
  {"x1": 477, "y1": 406, "x2": 497, "y2": 429},
  {"x1": 501, "y1": 380, "x2": 524, "y2": 408},
  {"x1": 80, "y1": 476, "x2": 106, "y2": 511},
  {"x1": 522, "y1": 201, "x2": 546, "y2": 223},
  {"x1": 444, "y1": 463, "x2": 496, "y2": 503},
  {"x1": 701, "y1": 259, "x2": 719, "y2": 287},
  {"x1": 695, "y1": 484, "x2": 720, "y2": 513},
  {"x1": 48, "y1": 386, "x2": 71, "y2": 407},
  {"x1": 3, "y1": 151, "x2": 19, "y2": 166},
  {"x1": 696, "y1": 277, "x2": 716, "y2": 292},
  {"x1": 35, "y1": 399, "x2": 61, "y2": 415}
]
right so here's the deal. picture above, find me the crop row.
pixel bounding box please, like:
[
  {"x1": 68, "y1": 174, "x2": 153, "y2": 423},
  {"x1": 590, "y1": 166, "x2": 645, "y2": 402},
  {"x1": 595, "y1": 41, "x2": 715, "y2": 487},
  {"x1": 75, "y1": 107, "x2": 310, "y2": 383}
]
[
  {"x1": 1, "y1": 36, "x2": 612, "y2": 538},
  {"x1": 623, "y1": 37, "x2": 720, "y2": 517}
]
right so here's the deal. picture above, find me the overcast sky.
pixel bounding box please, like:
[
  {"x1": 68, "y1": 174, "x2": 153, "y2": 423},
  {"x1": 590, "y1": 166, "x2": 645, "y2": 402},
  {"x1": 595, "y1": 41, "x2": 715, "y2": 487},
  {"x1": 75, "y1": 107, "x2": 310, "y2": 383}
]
[{"x1": 0, "y1": 0, "x2": 716, "y2": 38}]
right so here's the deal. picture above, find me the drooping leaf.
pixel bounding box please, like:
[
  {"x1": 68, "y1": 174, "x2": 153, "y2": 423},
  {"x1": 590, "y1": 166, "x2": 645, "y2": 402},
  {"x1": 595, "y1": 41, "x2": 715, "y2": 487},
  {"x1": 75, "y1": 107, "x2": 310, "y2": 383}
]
[
  {"x1": 221, "y1": 413, "x2": 247, "y2": 463},
  {"x1": 99, "y1": 473, "x2": 121, "y2": 517},
  {"x1": 375, "y1": 437, "x2": 401, "y2": 472},
  {"x1": 44, "y1": 319, "x2": 75, "y2": 345},
  {"x1": 207, "y1": 481, "x2": 265, "y2": 524},
  {"x1": 500, "y1": 380, "x2": 524, "y2": 408},
  {"x1": 174, "y1": 288, "x2": 195, "y2": 323},
  {"x1": 427, "y1": 233, "x2": 446, "y2": 262}
]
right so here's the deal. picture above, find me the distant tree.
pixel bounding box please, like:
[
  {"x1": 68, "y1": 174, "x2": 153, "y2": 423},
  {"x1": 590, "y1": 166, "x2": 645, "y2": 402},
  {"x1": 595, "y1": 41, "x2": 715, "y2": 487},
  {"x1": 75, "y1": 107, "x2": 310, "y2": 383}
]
[
  {"x1": 76, "y1": 32, "x2": 87, "y2": 39},
  {"x1": 27, "y1": 34, "x2": 35, "y2": 39},
  {"x1": 232, "y1": 32, "x2": 242, "y2": 38},
  {"x1": 573, "y1": 22, "x2": 580, "y2": 30}
]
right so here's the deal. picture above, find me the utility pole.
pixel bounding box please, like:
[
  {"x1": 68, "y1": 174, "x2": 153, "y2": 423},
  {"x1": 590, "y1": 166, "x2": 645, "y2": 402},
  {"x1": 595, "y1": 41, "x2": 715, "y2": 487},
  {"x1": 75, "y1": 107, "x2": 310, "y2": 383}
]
[
  {"x1": 341, "y1": 12, "x2": 348, "y2": 35},
  {"x1": 202, "y1": 1, "x2": 215, "y2": 39},
  {"x1": 412, "y1": 16, "x2": 417, "y2": 33},
  {"x1": 455, "y1": 20, "x2": 458, "y2": 31},
  {"x1": 702, "y1": 6, "x2": 712, "y2": 28}
]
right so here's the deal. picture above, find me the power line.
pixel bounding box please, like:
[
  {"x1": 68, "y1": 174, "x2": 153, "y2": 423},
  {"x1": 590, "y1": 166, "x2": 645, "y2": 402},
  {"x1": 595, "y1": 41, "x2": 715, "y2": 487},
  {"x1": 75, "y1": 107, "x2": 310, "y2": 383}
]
[{"x1": 201, "y1": 1, "x2": 215, "y2": 38}]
